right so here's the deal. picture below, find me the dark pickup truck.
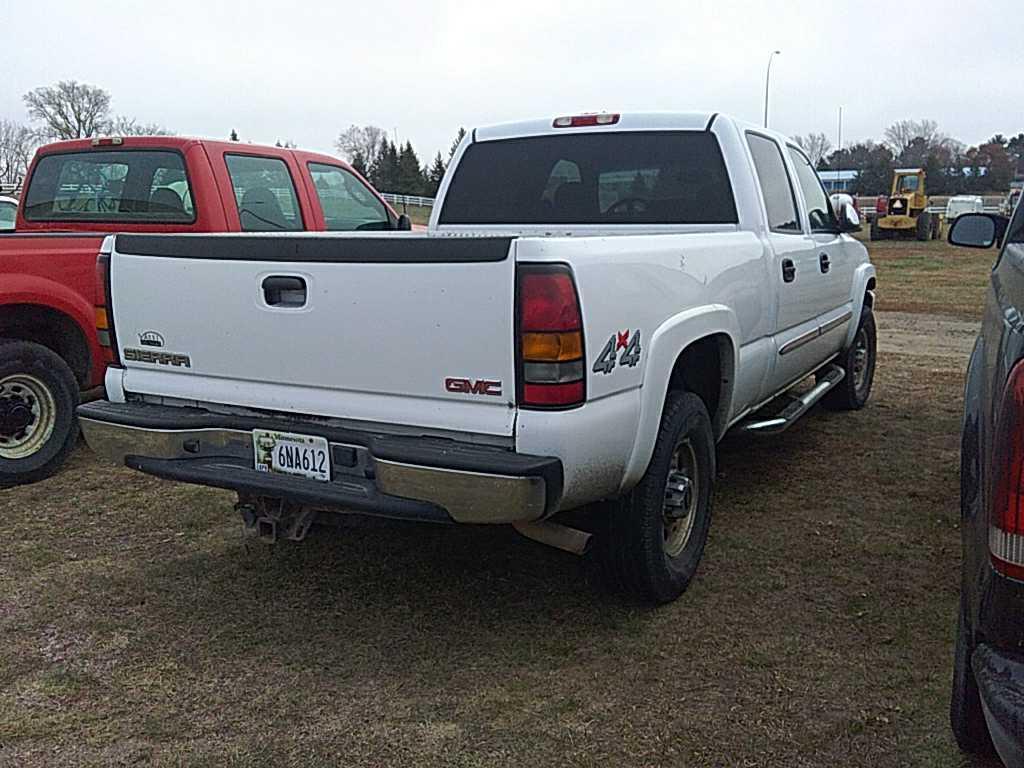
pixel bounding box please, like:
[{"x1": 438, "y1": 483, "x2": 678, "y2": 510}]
[
  {"x1": 948, "y1": 210, "x2": 1024, "y2": 767},
  {"x1": 1, "y1": 136, "x2": 406, "y2": 487}
]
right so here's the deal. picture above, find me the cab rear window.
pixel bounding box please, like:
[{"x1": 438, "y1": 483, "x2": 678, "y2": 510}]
[
  {"x1": 439, "y1": 131, "x2": 737, "y2": 226},
  {"x1": 23, "y1": 150, "x2": 194, "y2": 223}
]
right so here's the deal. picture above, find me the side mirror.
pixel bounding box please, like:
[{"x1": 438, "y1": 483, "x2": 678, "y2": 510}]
[
  {"x1": 396, "y1": 214, "x2": 412, "y2": 231},
  {"x1": 948, "y1": 213, "x2": 1008, "y2": 249},
  {"x1": 836, "y1": 198, "x2": 861, "y2": 233}
]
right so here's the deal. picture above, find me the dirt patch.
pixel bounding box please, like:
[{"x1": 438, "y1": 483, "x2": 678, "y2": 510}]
[{"x1": 877, "y1": 311, "x2": 978, "y2": 360}]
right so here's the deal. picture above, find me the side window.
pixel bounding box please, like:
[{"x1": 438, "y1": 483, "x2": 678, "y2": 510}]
[
  {"x1": 746, "y1": 134, "x2": 800, "y2": 232},
  {"x1": 787, "y1": 147, "x2": 837, "y2": 233},
  {"x1": 307, "y1": 163, "x2": 389, "y2": 231},
  {"x1": 225, "y1": 154, "x2": 302, "y2": 231}
]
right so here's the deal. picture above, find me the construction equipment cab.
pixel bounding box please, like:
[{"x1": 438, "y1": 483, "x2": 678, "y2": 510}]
[
  {"x1": 78, "y1": 112, "x2": 877, "y2": 605},
  {"x1": 871, "y1": 167, "x2": 941, "y2": 241}
]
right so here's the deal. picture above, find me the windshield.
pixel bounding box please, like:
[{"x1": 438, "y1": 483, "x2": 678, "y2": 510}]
[
  {"x1": 439, "y1": 131, "x2": 738, "y2": 226},
  {"x1": 896, "y1": 175, "x2": 919, "y2": 193},
  {"x1": 23, "y1": 150, "x2": 195, "y2": 223}
]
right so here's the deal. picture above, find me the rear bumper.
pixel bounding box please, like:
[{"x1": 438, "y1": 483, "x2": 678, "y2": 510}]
[
  {"x1": 77, "y1": 401, "x2": 562, "y2": 525},
  {"x1": 972, "y1": 644, "x2": 1024, "y2": 767}
]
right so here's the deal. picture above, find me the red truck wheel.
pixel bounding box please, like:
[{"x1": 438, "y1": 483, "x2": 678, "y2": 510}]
[{"x1": 0, "y1": 340, "x2": 79, "y2": 487}]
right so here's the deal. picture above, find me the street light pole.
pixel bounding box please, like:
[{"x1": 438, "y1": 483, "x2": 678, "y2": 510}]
[{"x1": 764, "y1": 50, "x2": 781, "y2": 128}]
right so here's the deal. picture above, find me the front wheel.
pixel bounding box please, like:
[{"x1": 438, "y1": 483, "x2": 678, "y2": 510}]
[
  {"x1": 588, "y1": 391, "x2": 715, "y2": 604},
  {"x1": 0, "y1": 340, "x2": 79, "y2": 487},
  {"x1": 821, "y1": 307, "x2": 876, "y2": 411}
]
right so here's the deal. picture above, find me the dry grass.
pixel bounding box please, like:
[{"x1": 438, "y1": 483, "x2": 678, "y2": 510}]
[
  {"x1": 0, "y1": 239, "x2": 998, "y2": 766},
  {"x1": 866, "y1": 237, "x2": 994, "y2": 320}
]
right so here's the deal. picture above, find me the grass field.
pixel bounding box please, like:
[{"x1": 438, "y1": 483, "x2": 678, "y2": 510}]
[{"x1": 0, "y1": 239, "x2": 1002, "y2": 766}]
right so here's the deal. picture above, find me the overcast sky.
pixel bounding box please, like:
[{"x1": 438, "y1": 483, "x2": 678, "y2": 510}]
[{"x1": 2, "y1": 0, "x2": 1019, "y2": 163}]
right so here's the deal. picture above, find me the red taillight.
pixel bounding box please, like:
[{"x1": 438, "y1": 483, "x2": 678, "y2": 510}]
[
  {"x1": 517, "y1": 265, "x2": 585, "y2": 408},
  {"x1": 991, "y1": 360, "x2": 1024, "y2": 580},
  {"x1": 95, "y1": 254, "x2": 119, "y2": 365},
  {"x1": 552, "y1": 113, "x2": 620, "y2": 128},
  {"x1": 91, "y1": 137, "x2": 123, "y2": 147},
  {"x1": 875, "y1": 196, "x2": 888, "y2": 214}
]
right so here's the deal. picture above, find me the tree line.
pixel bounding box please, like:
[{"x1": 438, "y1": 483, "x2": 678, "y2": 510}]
[
  {"x1": 335, "y1": 125, "x2": 465, "y2": 197},
  {"x1": 793, "y1": 120, "x2": 1024, "y2": 196}
]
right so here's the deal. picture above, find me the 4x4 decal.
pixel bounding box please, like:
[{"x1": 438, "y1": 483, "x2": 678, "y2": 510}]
[{"x1": 593, "y1": 329, "x2": 641, "y2": 375}]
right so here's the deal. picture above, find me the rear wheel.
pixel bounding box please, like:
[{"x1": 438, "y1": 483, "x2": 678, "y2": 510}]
[
  {"x1": 870, "y1": 220, "x2": 883, "y2": 241},
  {"x1": 0, "y1": 340, "x2": 79, "y2": 487},
  {"x1": 588, "y1": 391, "x2": 715, "y2": 604},
  {"x1": 821, "y1": 307, "x2": 876, "y2": 411},
  {"x1": 950, "y1": 603, "x2": 994, "y2": 755}
]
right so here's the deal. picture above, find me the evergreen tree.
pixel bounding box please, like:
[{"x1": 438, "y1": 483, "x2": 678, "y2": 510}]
[
  {"x1": 426, "y1": 152, "x2": 447, "y2": 195},
  {"x1": 448, "y1": 127, "x2": 467, "y2": 161},
  {"x1": 230, "y1": 129, "x2": 239, "y2": 142},
  {"x1": 397, "y1": 141, "x2": 424, "y2": 195},
  {"x1": 350, "y1": 149, "x2": 369, "y2": 178}
]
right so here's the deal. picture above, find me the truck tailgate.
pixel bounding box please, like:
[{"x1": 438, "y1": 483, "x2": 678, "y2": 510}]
[{"x1": 108, "y1": 233, "x2": 518, "y2": 437}]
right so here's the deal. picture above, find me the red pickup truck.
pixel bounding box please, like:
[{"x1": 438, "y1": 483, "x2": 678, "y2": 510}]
[{"x1": 0, "y1": 136, "x2": 407, "y2": 487}]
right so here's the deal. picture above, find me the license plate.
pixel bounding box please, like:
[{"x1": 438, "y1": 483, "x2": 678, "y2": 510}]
[{"x1": 253, "y1": 429, "x2": 331, "y2": 482}]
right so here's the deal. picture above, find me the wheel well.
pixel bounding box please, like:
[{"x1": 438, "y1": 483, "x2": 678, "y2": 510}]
[
  {"x1": 864, "y1": 277, "x2": 876, "y2": 309},
  {"x1": 667, "y1": 334, "x2": 734, "y2": 438},
  {"x1": 0, "y1": 304, "x2": 90, "y2": 387}
]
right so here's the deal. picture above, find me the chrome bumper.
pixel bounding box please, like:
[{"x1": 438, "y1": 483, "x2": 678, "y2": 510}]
[{"x1": 78, "y1": 414, "x2": 550, "y2": 525}]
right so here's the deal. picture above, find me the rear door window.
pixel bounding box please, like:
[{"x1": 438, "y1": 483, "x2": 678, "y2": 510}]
[
  {"x1": 439, "y1": 131, "x2": 738, "y2": 225},
  {"x1": 0, "y1": 200, "x2": 16, "y2": 229},
  {"x1": 22, "y1": 150, "x2": 194, "y2": 223},
  {"x1": 225, "y1": 154, "x2": 303, "y2": 231},
  {"x1": 307, "y1": 163, "x2": 390, "y2": 231},
  {"x1": 745, "y1": 134, "x2": 800, "y2": 233}
]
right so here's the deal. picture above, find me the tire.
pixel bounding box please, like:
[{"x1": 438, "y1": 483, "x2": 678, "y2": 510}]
[
  {"x1": 0, "y1": 340, "x2": 79, "y2": 487},
  {"x1": 932, "y1": 216, "x2": 942, "y2": 240},
  {"x1": 950, "y1": 603, "x2": 994, "y2": 755},
  {"x1": 588, "y1": 391, "x2": 715, "y2": 605},
  {"x1": 869, "y1": 220, "x2": 882, "y2": 241},
  {"x1": 821, "y1": 307, "x2": 876, "y2": 411},
  {"x1": 916, "y1": 212, "x2": 931, "y2": 241}
]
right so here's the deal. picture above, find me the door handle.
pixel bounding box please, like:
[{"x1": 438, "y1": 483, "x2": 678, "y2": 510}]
[
  {"x1": 781, "y1": 258, "x2": 796, "y2": 283},
  {"x1": 819, "y1": 253, "x2": 831, "y2": 274},
  {"x1": 262, "y1": 276, "x2": 307, "y2": 307}
]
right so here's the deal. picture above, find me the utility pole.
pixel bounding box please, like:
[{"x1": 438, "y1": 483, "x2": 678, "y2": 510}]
[{"x1": 764, "y1": 50, "x2": 781, "y2": 128}]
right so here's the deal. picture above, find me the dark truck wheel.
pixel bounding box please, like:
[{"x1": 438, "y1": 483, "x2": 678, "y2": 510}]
[
  {"x1": 950, "y1": 604, "x2": 994, "y2": 755},
  {"x1": 916, "y1": 212, "x2": 932, "y2": 241},
  {"x1": 0, "y1": 340, "x2": 79, "y2": 487},
  {"x1": 821, "y1": 307, "x2": 876, "y2": 411},
  {"x1": 589, "y1": 391, "x2": 715, "y2": 605},
  {"x1": 870, "y1": 220, "x2": 882, "y2": 241}
]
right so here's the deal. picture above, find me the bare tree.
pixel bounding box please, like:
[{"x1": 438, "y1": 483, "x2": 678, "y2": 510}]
[
  {"x1": 335, "y1": 125, "x2": 386, "y2": 165},
  {"x1": 0, "y1": 119, "x2": 39, "y2": 185},
  {"x1": 105, "y1": 115, "x2": 174, "y2": 137},
  {"x1": 792, "y1": 133, "x2": 833, "y2": 168},
  {"x1": 23, "y1": 81, "x2": 112, "y2": 139},
  {"x1": 883, "y1": 119, "x2": 949, "y2": 156}
]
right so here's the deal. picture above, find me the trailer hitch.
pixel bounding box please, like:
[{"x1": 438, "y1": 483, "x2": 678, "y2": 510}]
[{"x1": 235, "y1": 496, "x2": 318, "y2": 544}]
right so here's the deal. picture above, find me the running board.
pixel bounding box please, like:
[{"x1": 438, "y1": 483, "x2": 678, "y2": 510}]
[{"x1": 736, "y1": 365, "x2": 845, "y2": 435}]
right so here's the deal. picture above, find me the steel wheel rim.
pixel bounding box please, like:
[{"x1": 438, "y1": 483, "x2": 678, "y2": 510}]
[
  {"x1": 0, "y1": 374, "x2": 57, "y2": 460},
  {"x1": 663, "y1": 438, "x2": 699, "y2": 558},
  {"x1": 852, "y1": 327, "x2": 870, "y2": 392}
]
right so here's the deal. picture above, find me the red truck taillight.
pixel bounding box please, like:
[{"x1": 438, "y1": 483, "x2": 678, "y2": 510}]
[
  {"x1": 95, "y1": 254, "x2": 120, "y2": 366},
  {"x1": 875, "y1": 196, "x2": 888, "y2": 214},
  {"x1": 516, "y1": 265, "x2": 585, "y2": 408},
  {"x1": 991, "y1": 360, "x2": 1024, "y2": 580}
]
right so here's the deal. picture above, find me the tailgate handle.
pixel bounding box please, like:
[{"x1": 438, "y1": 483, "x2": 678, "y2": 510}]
[{"x1": 262, "y1": 276, "x2": 306, "y2": 308}]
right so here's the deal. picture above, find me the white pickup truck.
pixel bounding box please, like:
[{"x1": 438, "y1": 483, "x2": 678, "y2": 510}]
[{"x1": 79, "y1": 112, "x2": 876, "y2": 604}]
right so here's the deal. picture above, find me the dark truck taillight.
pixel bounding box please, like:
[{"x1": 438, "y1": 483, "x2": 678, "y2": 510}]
[
  {"x1": 516, "y1": 264, "x2": 585, "y2": 408},
  {"x1": 95, "y1": 253, "x2": 120, "y2": 366},
  {"x1": 991, "y1": 359, "x2": 1024, "y2": 580}
]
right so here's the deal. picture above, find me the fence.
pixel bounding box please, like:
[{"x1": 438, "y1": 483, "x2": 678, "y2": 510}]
[{"x1": 380, "y1": 192, "x2": 435, "y2": 209}]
